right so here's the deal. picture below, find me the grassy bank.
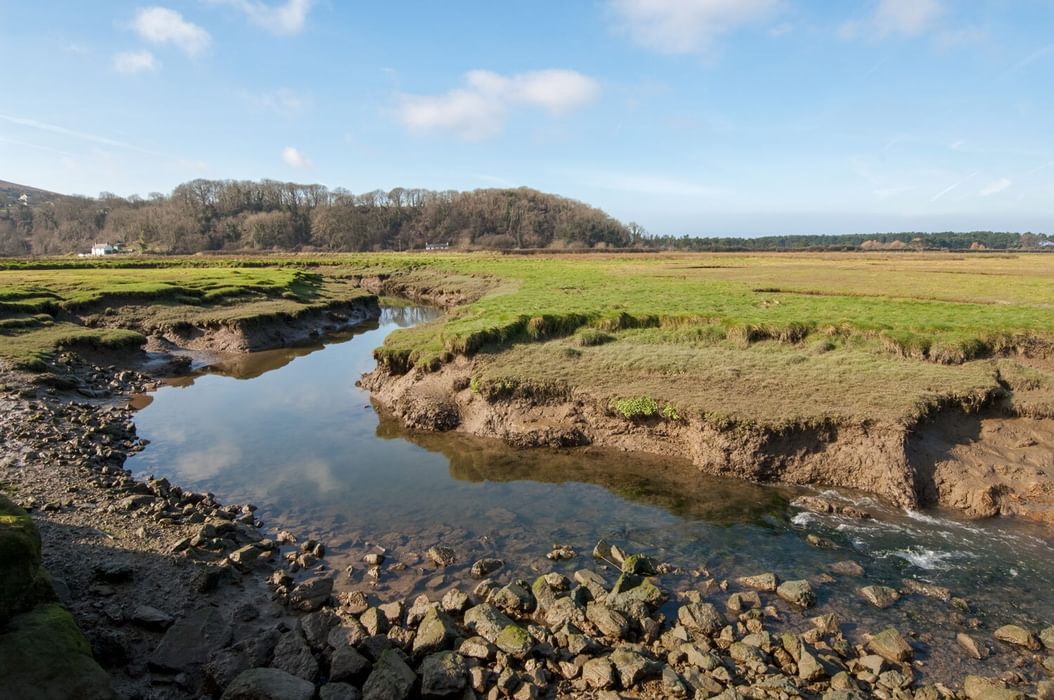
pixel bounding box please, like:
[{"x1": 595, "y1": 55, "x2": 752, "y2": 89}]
[{"x1": 3, "y1": 252, "x2": 1054, "y2": 425}]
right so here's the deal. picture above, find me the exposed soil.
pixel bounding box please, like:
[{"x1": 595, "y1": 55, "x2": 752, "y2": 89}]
[{"x1": 360, "y1": 357, "x2": 1054, "y2": 527}]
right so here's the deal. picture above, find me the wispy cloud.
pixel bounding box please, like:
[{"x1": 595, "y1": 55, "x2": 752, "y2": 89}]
[
  {"x1": 978, "y1": 177, "x2": 1011, "y2": 197},
  {"x1": 930, "y1": 170, "x2": 978, "y2": 201},
  {"x1": 608, "y1": 0, "x2": 779, "y2": 54},
  {"x1": 131, "y1": 7, "x2": 210, "y2": 57},
  {"x1": 840, "y1": 0, "x2": 942, "y2": 40},
  {"x1": 1006, "y1": 43, "x2": 1054, "y2": 74},
  {"x1": 281, "y1": 146, "x2": 311, "y2": 168},
  {"x1": 238, "y1": 88, "x2": 312, "y2": 116},
  {"x1": 113, "y1": 50, "x2": 158, "y2": 74},
  {"x1": 211, "y1": 0, "x2": 313, "y2": 35},
  {"x1": 398, "y1": 69, "x2": 600, "y2": 140}
]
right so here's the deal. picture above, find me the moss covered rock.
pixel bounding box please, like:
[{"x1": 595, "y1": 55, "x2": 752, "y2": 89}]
[
  {"x1": 0, "y1": 603, "x2": 114, "y2": 699},
  {"x1": 0, "y1": 494, "x2": 47, "y2": 621}
]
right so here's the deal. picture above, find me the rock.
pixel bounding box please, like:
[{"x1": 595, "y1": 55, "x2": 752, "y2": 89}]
[
  {"x1": 496, "y1": 624, "x2": 533, "y2": 657},
  {"x1": 92, "y1": 562, "x2": 134, "y2": 584},
  {"x1": 957, "y1": 632, "x2": 988, "y2": 660},
  {"x1": 531, "y1": 576, "x2": 558, "y2": 613},
  {"x1": 994, "y1": 624, "x2": 1040, "y2": 650},
  {"x1": 341, "y1": 590, "x2": 371, "y2": 616},
  {"x1": 901, "y1": 578, "x2": 951, "y2": 602},
  {"x1": 0, "y1": 495, "x2": 48, "y2": 621},
  {"x1": 378, "y1": 601, "x2": 403, "y2": 625},
  {"x1": 221, "y1": 668, "x2": 314, "y2": 700},
  {"x1": 319, "y1": 683, "x2": 361, "y2": 700},
  {"x1": 776, "y1": 579, "x2": 816, "y2": 608},
  {"x1": 807, "y1": 533, "x2": 838, "y2": 548},
  {"x1": 362, "y1": 648, "x2": 416, "y2": 700},
  {"x1": 204, "y1": 635, "x2": 277, "y2": 691},
  {"x1": 271, "y1": 631, "x2": 319, "y2": 682},
  {"x1": 228, "y1": 544, "x2": 262, "y2": 571},
  {"x1": 859, "y1": 585, "x2": 900, "y2": 609},
  {"x1": 299, "y1": 608, "x2": 340, "y2": 651},
  {"x1": 361, "y1": 608, "x2": 390, "y2": 636},
  {"x1": 1037, "y1": 680, "x2": 1054, "y2": 700},
  {"x1": 120, "y1": 494, "x2": 154, "y2": 510},
  {"x1": 620, "y1": 554, "x2": 658, "y2": 576},
  {"x1": 662, "y1": 665, "x2": 689, "y2": 697},
  {"x1": 0, "y1": 603, "x2": 114, "y2": 700},
  {"x1": 677, "y1": 602, "x2": 725, "y2": 636},
  {"x1": 363, "y1": 553, "x2": 385, "y2": 567},
  {"x1": 426, "y1": 546, "x2": 456, "y2": 567},
  {"x1": 867, "y1": 628, "x2": 913, "y2": 663},
  {"x1": 1040, "y1": 626, "x2": 1054, "y2": 651},
  {"x1": 149, "y1": 606, "x2": 232, "y2": 672},
  {"x1": 440, "y1": 589, "x2": 470, "y2": 615},
  {"x1": 609, "y1": 573, "x2": 665, "y2": 608},
  {"x1": 420, "y1": 650, "x2": 467, "y2": 696},
  {"x1": 830, "y1": 561, "x2": 865, "y2": 577},
  {"x1": 547, "y1": 544, "x2": 575, "y2": 561},
  {"x1": 736, "y1": 572, "x2": 777, "y2": 592},
  {"x1": 288, "y1": 575, "x2": 334, "y2": 612},
  {"x1": 131, "y1": 605, "x2": 174, "y2": 631},
  {"x1": 329, "y1": 620, "x2": 369, "y2": 651},
  {"x1": 582, "y1": 657, "x2": 616, "y2": 689},
  {"x1": 413, "y1": 608, "x2": 458, "y2": 655},
  {"x1": 611, "y1": 645, "x2": 658, "y2": 687},
  {"x1": 470, "y1": 558, "x2": 504, "y2": 578},
  {"x1": 463, "y1": 604, "x2": 516, "y2": 643},
  {"x1": 587, "y1": 602, "x2": 629, "y2": 639},
  {"x1": 330, "y1": 645, "x2": 370, "y2": 683},
  {"x1": 491, "y1": 580, "x2": 535, "y2": 614},
  {"x1": 799, "y1": 649, "x2": 825, "y2": 682},
  {"x1": 962, "y1": 675, "x2": 1025, "y2": 700},
  {"x1": 458, "y1": 636, "x2": 494, "y2": 660}
]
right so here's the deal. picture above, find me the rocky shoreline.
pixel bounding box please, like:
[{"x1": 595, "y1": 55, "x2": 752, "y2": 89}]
[{"x1": 2, "y1": 310, "x2": 1054, "y2": 699}]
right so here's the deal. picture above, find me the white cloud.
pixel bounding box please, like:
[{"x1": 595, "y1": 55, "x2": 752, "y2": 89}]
[
  {"x1": 281, "y1": 146, "x2": 311, "y2": 168},
  {"x1": 398, "y1": 69, "x2": 600, "y2": 140},
  {"x1": 608, "y1": 0, "x2": 779, "y2": 54},
  {"x1": 979, "y1": 177, "x2": 1011, "y2": 197},
  {"x1": 113, "y1": 50, "x2": 158, "y2": 74},
  {"x1": 132, "y1": 7, "x2": 211, "y2": 57},
  {"x1": 212, "y1": 0, "x2": 313, "y2": 35},
  {"x1": 839, "y1": 0, "x2": 942, "y2": 40}
]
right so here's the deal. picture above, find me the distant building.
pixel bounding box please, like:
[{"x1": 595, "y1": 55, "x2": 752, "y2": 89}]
[
  {"x1": 425, "y1": 242, "x2": 450, "y2": 251},
  {"x1": 1038, "y1": 240, "x2": 1054, "y2": 248},
  {"x1": 18, "y1": 194, "x2": 29, "y2": 206},
  {"x1": 91, "y1": 243, "x2": 117, "y2": 256}
]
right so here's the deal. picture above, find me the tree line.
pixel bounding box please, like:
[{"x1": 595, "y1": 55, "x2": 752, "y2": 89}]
[
  {"x1": 0, "y1": 179, "x2": 634, "y2": 255},
  {"x1": 0, "y1": 178, "x2": 1048, "y2": 255}
]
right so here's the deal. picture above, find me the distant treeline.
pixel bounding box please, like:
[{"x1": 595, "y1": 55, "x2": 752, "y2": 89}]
[
  {"x1": 0, "y1": 178, "x2": 1049, "y2": 255},
  {"x1": 648, "y1": 231, "x2": 1051, "y2": 251},
  {"x1": 0, "y1": 179, "x2": 634, "y2": 255}
]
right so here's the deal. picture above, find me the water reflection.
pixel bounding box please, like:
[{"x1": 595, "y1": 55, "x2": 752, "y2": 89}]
[{"x1": 376, "y1": 410, "x2": 789, "y2": 526}]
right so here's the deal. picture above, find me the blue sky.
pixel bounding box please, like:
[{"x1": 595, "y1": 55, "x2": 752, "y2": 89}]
[{"x1": 1, "y1": 0, "x2": 1052, "y2": 235}]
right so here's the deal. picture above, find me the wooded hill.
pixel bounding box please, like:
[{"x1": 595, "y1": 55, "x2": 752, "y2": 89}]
[{"x1": 0, "y1": 179, "x2": 633, "y2": 255}]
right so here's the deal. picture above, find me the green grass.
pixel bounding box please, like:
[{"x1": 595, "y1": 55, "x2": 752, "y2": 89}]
[{"x1": 5, "y1": 252, "x2": 1054, "y2": 426}]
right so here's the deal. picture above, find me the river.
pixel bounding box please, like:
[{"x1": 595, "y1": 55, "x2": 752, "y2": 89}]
[{"x1": 126, "y1": 304, "x2": 1054, "y2": 683}]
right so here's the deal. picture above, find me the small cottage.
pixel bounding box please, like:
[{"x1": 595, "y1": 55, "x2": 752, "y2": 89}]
[{"x1": 91, "y1": 243, "x2": 117, "y2": 256}]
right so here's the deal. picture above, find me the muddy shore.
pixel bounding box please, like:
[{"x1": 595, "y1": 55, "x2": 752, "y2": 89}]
[
  {"x1": 360, "y1": 357, "x2": 1054, "y2": 529},
  {"x1": 2, "y1": 294, "x2": 1054, "y2": 699}
]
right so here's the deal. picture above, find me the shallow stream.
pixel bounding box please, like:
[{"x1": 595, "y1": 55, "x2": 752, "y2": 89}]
[{"x1": 127, "y1": 305, "x2": 1054, "y2": 682}]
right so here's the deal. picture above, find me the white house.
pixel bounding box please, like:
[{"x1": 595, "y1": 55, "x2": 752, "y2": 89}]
[
  {"x1": 91, "y1": 243, "x2": 117, "y2": 256},
  {"x1": 18, "y1": 194, "x2": 29, "y2": 206}
]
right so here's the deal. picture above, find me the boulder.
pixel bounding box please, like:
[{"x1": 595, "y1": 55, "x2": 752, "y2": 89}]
[
  {"x1": 319, "y1": 683, "x2": 361, "y2": 700},
  {"x1": 0, "y1": 495, "x2": 48, "y2": 621},
  {"x1": 0, "y1": 603, "x2": 114, "y2": 700},
  {"x1": 470, "y1": 558, "x2": 504, "y2": 578},
  {"x1": 149, "y1": 606, "x2": 232, "y2": 673},
  {"x1": 582, "y1": 657, "x2": 616, "y2": 689},
  {"x1": 735, "y1": 572, "x2": 777, "y2": 592},
  {"x1": 859, "y1": 585, "x2": 900, "y2": 609},
  {"x1": 363, "y1": 649, "x2": 417, "y2": 700},
  {"x1": 419, "y1": 650, "x2": 467, "y2": 696},
  {"x1": 956, "y1": 632, "x2": 987, "y2": 660},
  {"x1": 962, "y1": 675, "x2": 1025, "y2": 700},
  {"x1": 330, "y1": 645, "x2": 370, "y2": 683},
  {"x1": 495, "y1": 625, "x2": 533, "y2": 657},
  {"x1": 413, "y1": 608, "x2": 458, "y2": 656},
  {"x1": 463, "y1": 604, "x2": 516, "y2": 643},
  {"x1": 288, "y1": 575, "x2": 334, "y2": 612},
  {"x1": 426, "y1": 546, "x2": 456, "y2": 567},
  {"x1": 586, "y1": 602, "x2": 629, "y2": 639},
  {"x1": 994, "y1": 624, "x2": 1040, "y2": 650},
  {"x1": 677, "y1": 602, "x2": 725, "y2": 636},
  {"x1": 271, "y1": 631, "x2": 319, "y2": 682},
  {"x1": 777, "y1": 580, "x2": 816, "y2": 608},
  {"x1": 867, "y1": 628, "x2": 913, "y2": 663},
  {"x1": 221, "y1": 668, "x2": 314, "y2": 700},
  {"x1": 611, "y1": 645, "x2": 659, "y2": 687}
]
